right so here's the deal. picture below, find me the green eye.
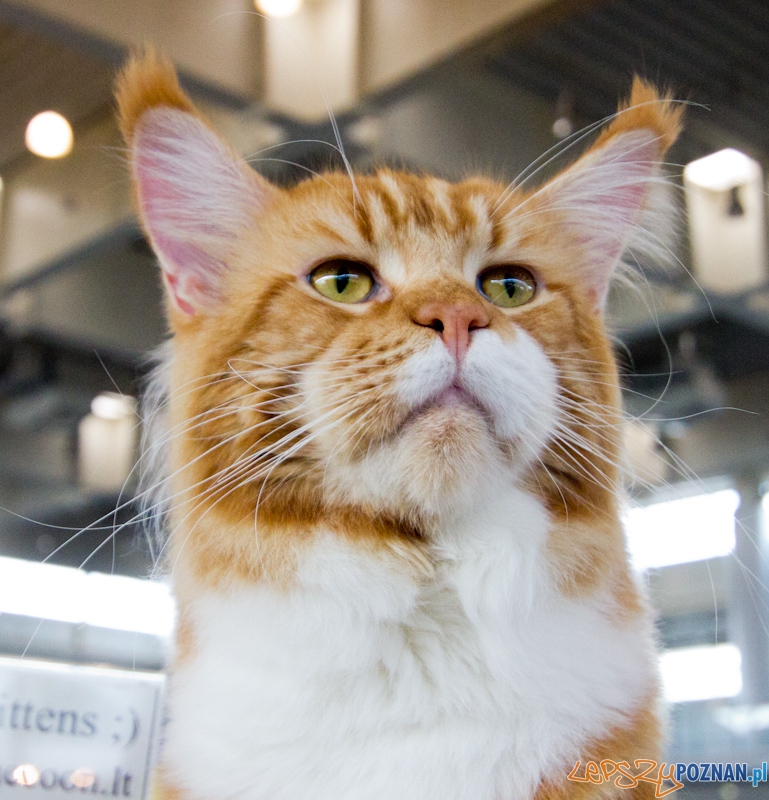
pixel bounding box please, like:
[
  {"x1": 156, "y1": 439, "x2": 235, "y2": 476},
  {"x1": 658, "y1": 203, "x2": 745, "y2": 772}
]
[
  {"x1": 308, "y1": 260, "x2": 376, "y2": 304},
  {"x1": 477, "y1": 265, "x2": 536, "y2": 308}
]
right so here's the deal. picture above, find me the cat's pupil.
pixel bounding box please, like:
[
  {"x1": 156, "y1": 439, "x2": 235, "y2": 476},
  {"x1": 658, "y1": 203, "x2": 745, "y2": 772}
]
[
  {"x1": 504, "y1": 277, "x2": 517, "y2": 298},
  {"x1": 336, "y1": 272, "x2": 350, "y2": 294}
]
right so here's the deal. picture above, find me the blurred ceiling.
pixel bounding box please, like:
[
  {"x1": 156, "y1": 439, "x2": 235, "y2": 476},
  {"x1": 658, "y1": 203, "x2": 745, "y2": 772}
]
[
  {"x1": 0, "y1": 19, "x2": 115, "y2": 169},
  {"x1": 489, "y1": 0, "x2": 769, "y2": 164}
]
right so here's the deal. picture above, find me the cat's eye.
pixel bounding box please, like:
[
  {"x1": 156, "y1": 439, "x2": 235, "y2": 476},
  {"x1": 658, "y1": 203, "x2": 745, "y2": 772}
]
[
  {"x1": 308, "y1": 260, "x2": 376, "y2": 304},
  {"x1": 477, "y1": 265, "x2": 536, "y2": 308}
]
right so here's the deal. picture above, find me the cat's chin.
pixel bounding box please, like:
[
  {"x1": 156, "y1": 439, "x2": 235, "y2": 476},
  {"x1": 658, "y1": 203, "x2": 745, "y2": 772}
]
[
  {"x1": 398, "y1": 385, "x2": 491, "y2": 434},
  {"x1": 324, "y1": 401, "x2": 511, "y2": 519},
  {"x1": 402, "y1": 395, "x2": 487, "y2": 447}
]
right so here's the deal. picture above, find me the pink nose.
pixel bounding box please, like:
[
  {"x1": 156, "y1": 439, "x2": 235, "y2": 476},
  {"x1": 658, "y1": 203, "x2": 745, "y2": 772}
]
[{"x1": 412, "y1": 302, "x2": 491, "y2": 362}]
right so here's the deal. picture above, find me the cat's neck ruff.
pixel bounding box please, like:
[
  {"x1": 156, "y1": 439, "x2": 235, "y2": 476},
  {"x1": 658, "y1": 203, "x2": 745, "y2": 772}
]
[{"x1": 163, "y1": 488, "x2": 656, "y2": 800}]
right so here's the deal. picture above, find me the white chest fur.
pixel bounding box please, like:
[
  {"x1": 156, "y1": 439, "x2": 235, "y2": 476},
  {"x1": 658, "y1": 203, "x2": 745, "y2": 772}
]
[{"x1": 163, "y1": 490, "x2": 656, "y2": 800}]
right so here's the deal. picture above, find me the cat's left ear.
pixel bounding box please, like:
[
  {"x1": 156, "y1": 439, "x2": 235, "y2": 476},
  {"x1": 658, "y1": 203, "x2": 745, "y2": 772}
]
[
  {"x1": 526, "y1": 79, "x2": 682, "y2": 312},
  {"x1": 116, "y1": 50, "x2": 276, "y2": 320}
]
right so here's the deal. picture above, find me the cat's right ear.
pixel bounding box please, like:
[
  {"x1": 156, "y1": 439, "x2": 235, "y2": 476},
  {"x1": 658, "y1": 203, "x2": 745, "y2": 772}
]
[{"x1": 116, "y1": 51, "x2": 275, "y2": 320}]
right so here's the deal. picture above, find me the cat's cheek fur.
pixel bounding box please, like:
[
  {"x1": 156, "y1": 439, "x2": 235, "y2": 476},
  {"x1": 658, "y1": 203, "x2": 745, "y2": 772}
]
[
  {"x1": 461, "y1": 329, "x2": 559, "y2": 449},
  {"x1": 395, "y1": 338, "x2": 457, "y2": 407},
  {"x1": 163, "y1": 491, "x2": 657, "y2": 800}
]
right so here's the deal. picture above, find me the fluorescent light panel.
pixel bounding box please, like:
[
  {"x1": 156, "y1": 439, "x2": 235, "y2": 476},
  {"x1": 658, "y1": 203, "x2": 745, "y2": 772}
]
[
  {"x1": 661, "y1": 643, "x2": 742, "y2": 703},
  {"x1": 624, "y1": 489, "x2": 738, "y2": 570},
  {"x1": 0, "y1": 556, "x2": 174, "y2": 637}
]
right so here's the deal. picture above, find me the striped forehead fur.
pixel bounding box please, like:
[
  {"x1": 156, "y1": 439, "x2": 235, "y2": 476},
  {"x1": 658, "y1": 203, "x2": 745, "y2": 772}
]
[{"x1": 355, "y1": 171, "x2": 502, "y2": 244}]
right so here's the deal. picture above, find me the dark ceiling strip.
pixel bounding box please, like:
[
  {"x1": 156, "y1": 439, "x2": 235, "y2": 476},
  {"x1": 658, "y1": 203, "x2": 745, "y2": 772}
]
[{"x1": 0, "y1": 220, "x2": 141, "y2": 298}]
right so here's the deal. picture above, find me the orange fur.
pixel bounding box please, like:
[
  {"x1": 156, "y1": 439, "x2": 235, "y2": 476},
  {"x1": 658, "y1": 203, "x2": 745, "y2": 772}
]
[
  {"x1": 119, "y1": 53, "x2": 682, "y2": 799},
  {"x1": 593, "y1": 77, "x2": 683, "y2": 156},
  {"x1": 115, "y1": 48, "x2": 196, "y2": 146},
  {"x1": 535, "y1": 703, "x2": 662, "y2": 800}
]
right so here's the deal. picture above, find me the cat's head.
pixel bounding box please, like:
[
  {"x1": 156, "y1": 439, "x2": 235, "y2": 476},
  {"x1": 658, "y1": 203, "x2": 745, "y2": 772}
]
[{"x1": 119, "y1": 53, "x2": 681, "y2": 546}]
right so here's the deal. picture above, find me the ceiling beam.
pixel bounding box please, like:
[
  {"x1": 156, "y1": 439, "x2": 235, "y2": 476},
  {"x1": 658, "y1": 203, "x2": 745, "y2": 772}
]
[
  {"x1": 0, "y1": 0, "x2": 263, "y2": 102},
  {"x1": 2, "y1": 0, "x2": 562, "y2": 121}
]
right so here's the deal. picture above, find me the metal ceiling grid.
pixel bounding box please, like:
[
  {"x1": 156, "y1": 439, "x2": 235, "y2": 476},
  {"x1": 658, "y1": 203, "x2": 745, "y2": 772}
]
[{"x1": 489, "y1": 0, "x2": 769, "y2": 163}]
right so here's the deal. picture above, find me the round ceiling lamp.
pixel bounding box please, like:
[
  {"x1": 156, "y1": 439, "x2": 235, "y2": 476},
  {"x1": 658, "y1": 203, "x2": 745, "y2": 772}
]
[
  {"x1": 255, "y1": 0, "x2": 303, "y2": 18},
  {"x1": 25, "y1": 111, "x2": 74, "y2": 159}
]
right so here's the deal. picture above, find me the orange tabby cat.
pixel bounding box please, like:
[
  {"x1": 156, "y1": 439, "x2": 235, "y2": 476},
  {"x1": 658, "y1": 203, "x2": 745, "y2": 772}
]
[{"x1": 117, "y1": 52, "x2": 681, "y2": 800}]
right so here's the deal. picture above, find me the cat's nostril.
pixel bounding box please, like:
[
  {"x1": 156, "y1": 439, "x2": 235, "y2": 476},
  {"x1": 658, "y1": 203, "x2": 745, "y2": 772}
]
[
  {"x1": 412, "y1": 301, "x2": 491, "y2": 362},
  {"x1": 412, "y1": 303, "x2": 489, "y2": 337}
]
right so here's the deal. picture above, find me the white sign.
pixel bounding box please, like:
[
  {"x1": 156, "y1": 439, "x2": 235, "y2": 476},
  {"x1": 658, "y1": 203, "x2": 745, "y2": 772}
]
[{"x1": 0, "y1": 657, "x2": 164, "y2": 800}]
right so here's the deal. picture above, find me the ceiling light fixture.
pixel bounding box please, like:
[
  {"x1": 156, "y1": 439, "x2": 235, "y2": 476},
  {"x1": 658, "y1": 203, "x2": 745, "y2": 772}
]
[
  {"x1": 25, "y1": 111, "x2": 74, "y2": 159},
  {"x1": 552, "y1": 86, "x2": 575, "y2": 140},
  {"x1": 684, "y1": 148, "x2": 760, "y2": 192},
  {"x1": 684, "y1": 148, "x2": 766, "y2": 293},
  {"x1": 255, "y1": 0, "x2": 303, "y2": 18},
  {"x1": 551, "y1": 117, "x2": 573, "y2": 140}
]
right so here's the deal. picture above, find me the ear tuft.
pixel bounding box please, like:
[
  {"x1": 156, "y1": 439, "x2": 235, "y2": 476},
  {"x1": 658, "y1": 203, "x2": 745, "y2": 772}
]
[
  {"x1": 115, "y1": 48, "x2": 195, "y2": 147},
  {"x1": 594, "y1": 76, "x2": 683, "y2": 157},
  {"x1": 116, "y1": 51, "x2": 274, "y2": 319}
]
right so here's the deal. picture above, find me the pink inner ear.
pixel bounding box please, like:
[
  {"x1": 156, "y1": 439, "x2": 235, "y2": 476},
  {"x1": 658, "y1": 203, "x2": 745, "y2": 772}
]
[
  {"x1": 132, "y1": 107, "x2": 265, "y2": 316},
  {"x1": 152, "y1": 232, "x2": 225, "y2": 314},
  {"x1": 573, "y1": 179, "x2": 647, "y2": 264},
  {"x1": 546, "y1": 131, "x2": 663, "y2": 309},
  {"x1": 162, "y1": 271, "x2": 196, "y2": 317}
]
